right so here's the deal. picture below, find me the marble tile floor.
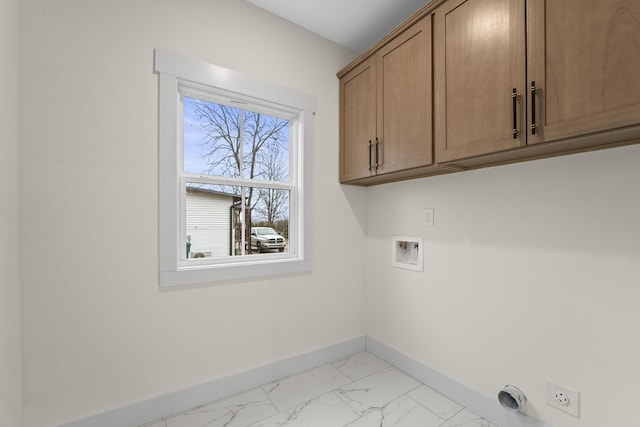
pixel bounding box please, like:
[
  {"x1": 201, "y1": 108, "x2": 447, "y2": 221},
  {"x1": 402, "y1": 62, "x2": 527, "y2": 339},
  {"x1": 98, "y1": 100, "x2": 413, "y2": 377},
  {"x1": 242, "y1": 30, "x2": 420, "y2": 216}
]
[{"x1": 140, "y1": 351, "x2": 497, "y2": 427}]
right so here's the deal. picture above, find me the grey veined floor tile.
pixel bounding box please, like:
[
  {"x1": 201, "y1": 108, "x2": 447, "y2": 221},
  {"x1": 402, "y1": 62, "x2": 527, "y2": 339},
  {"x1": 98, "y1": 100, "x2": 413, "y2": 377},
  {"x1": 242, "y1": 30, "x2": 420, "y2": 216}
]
[
  {"x1": 165, "y1": 387, "x2": 278, "y2": 427},
  {"x1": 336, "y1": 366, "x2": 422, "y2": 415},
  {"x1": 438, "y1": 408, "x2": 498, "y2": 427},
  {"x1": 262, "y1": 364, "x2": 351, "y2": 411},
  {"x1": 138, "y1": 352, "x2": 497, "y2": 427},
  {"x1": 345, "y1": 395, "x2": 443, "y2": 427},
  {"x1": 247, "y1": 392, "x2": 359, "y2": 427},
  {"x1": 407, "y1": 385, "x2": 464, "y2": 420},
  {"x1": 333, "y1": 351, "x2": 391, "y2": 381}
]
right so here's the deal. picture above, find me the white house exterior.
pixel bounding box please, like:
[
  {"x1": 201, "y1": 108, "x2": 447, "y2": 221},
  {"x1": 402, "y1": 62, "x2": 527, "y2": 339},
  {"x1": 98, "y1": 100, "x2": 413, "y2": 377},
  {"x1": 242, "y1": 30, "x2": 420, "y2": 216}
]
[{"x1": 185, "y1": 187, "x2": 240, "y2": 258}]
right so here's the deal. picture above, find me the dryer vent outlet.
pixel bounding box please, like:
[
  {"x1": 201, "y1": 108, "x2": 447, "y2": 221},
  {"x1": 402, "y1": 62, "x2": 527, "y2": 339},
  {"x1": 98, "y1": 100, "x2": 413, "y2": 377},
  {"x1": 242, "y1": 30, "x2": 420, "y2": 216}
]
[{"x1": 498, "y1": 385, "x2": 526, "y2": 412}]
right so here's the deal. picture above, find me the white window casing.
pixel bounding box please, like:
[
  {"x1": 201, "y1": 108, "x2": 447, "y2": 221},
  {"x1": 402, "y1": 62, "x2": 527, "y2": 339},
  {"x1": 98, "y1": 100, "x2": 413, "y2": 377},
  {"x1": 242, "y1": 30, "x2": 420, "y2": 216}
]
[{"x1": 155, "y1": 49, "x2": 314, "y2": 287}]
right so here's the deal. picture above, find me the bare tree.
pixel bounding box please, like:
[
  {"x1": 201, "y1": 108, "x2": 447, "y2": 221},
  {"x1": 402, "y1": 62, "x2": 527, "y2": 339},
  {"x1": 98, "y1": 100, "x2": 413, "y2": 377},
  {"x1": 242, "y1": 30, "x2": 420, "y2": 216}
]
[
  {"x1": 193, "y1": 102, "x2": 289, "y2": 214},
  {"x1": 194, "y1": 102, "x2": 242, "y2": 176},
  {"x1": 255, "y1": 143, "x2": 289, "y2": 223}
]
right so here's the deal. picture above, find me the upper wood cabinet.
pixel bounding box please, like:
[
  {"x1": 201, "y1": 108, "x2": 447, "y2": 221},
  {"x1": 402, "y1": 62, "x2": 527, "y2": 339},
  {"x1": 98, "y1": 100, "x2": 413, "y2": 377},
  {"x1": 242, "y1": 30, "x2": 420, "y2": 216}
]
[
  {"x1": 376, "y1": 16, "x2": 433, "y2": 176},
  {"x1": 339, "y1": 57, "x2": 376, "y2": 183},
  {"x1": 435, "y1": 0, "x2": 640, "y2": 165},
  {"x1": 339, "y1": 15, "x2": 435, "y2": 184},
  {"x1": 434, "y1": 0, "x2": 525, "y2": 162},
  {"x1": 528, "y1": 0, "x2": 640, "y2": 145},
  {"x1": 339, "y1": 0, "x2": 640, "y2": 184}
]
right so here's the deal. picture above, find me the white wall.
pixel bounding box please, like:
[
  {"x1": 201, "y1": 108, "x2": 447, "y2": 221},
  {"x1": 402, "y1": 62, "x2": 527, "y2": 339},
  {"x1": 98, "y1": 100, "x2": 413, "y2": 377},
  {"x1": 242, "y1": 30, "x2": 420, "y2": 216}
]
[
  {"x1": 364, "y1": 144, "x2": 640, "y2": 427},
  {"x1": 0, "y1": 0, "x2": 23, "y2": 425},
  {"x1": 19, "y1": 0, "x2": 364, "y2": 425},
  {"x1": 22, "y1": 2, "x2": 639, "y2": 426}
]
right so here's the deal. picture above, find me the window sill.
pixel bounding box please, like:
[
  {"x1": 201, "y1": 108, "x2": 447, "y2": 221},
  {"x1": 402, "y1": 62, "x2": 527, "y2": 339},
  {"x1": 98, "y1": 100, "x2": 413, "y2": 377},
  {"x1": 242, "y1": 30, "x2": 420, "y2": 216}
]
[{"x1": 160, "y1": 258, "x2": 312, "y2": 287}]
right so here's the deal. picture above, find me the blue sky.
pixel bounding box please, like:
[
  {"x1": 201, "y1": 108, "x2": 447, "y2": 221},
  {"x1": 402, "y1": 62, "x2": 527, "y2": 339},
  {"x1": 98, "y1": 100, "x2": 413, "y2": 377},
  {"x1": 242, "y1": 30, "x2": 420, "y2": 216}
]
[
  {"x1": 182, "y1": 96, "x2": 290, "y2": 181},
  {"x1": 183, "y1": 96, "x2": 221, "y2": 175}
]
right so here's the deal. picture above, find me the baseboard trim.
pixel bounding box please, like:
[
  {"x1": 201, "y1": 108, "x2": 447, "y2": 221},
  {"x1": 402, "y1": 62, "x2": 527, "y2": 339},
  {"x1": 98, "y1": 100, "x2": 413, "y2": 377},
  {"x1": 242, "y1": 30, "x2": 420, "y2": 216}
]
[
  {"x1": 60, "y1": 336, "x2": 551, "y2": 427},
  {"x1": 365, "y1": 336, "x2": 551, "y2": 427},
  {"x1": 60, "y1": 336, "x2": 366, "y2": 427}
]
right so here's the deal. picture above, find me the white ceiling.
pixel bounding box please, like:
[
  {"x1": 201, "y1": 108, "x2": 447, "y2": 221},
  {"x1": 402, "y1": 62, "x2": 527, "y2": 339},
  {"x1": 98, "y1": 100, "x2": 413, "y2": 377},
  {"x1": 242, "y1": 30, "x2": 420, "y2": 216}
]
[{"x1": 246, "y1": 0, "x2": 432, "y2": 54}]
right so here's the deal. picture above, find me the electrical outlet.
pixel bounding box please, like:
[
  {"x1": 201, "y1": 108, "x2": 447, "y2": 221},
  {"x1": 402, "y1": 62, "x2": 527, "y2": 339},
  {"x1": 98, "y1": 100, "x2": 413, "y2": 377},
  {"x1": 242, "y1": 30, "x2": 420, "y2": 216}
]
[{"x1": 546, "y1": 381, "x2": 580, "y2": 417}]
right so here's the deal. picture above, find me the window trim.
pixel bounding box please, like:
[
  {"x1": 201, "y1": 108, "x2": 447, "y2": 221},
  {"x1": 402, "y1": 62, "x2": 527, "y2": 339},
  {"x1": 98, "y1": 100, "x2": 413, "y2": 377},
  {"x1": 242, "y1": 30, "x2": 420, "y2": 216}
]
[{"x1": 155, "y1": 49, "x2": 314, "y2": 287}]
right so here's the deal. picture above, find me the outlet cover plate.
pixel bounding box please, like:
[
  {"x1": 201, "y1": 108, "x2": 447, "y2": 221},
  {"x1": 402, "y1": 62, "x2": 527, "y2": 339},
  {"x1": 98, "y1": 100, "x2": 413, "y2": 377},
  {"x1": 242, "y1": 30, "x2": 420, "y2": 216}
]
[
  {"x1": 546, "y1": 381, "x2": 580, "y2": 417},
  {"x1": 423, "y1": 208, "x2": 434, "y2": 226}
]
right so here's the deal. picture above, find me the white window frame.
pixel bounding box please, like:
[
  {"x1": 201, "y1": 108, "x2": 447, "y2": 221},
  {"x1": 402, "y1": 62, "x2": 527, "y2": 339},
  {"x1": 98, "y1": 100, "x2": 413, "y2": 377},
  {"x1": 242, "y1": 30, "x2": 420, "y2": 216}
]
[{"x1": 155, "y1": 49, "x2": 314, "y2": 287}]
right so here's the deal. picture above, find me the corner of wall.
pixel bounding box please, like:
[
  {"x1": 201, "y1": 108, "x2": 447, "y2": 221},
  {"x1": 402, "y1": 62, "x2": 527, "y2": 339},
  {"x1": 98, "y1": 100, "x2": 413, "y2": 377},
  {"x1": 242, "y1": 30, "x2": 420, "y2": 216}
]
[{"x1": 0, "y1": 0, "x2": 23, "y2": 425}]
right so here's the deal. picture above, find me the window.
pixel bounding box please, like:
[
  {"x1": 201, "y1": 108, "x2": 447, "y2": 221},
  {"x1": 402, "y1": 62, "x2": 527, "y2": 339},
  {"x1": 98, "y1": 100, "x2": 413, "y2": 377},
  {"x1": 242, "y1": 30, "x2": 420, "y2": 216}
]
[{"x1": 155, "y1": 49, "x2": 314, "y2": 286}]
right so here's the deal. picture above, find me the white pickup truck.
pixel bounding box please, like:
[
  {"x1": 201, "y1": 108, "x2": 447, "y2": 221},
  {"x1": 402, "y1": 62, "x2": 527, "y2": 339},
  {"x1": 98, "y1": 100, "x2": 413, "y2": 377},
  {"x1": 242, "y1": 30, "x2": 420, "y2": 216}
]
[{"x1": 250, "y1": 227, "x2": 286, "y2": 252}]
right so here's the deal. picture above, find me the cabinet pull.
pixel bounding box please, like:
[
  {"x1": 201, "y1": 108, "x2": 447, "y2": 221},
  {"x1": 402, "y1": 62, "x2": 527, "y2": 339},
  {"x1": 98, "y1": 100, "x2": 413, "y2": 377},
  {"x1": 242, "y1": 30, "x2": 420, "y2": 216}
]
[
  {"x1": 512, "y1": 88, "x2": 519, "y2": 139},
  {"x1": 530, "y1": 81, "x2": 537, "y2": 135},
  {"x1": 375, "y1": 137, "x2": 381, "y2": 170},
  {"x1": 368, "y1": 140, "x2": 373, "y2": 171}
]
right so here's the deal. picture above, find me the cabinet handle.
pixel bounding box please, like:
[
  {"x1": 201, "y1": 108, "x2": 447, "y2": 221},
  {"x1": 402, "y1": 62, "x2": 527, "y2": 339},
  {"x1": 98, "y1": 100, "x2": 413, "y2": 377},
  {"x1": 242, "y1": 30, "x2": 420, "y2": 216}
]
[
  {"x1": 375, "y1": 137, "x2": 381, "y2": 170},
  {"x1": 530, "y1": 81, "x2": 537, "y2": 135},
  {"x1": 512, "y1": 88, "x2": 519, "y2": 139},
  {"x1": 368, "y1": 140, "x2": 373, "y2": 171}
]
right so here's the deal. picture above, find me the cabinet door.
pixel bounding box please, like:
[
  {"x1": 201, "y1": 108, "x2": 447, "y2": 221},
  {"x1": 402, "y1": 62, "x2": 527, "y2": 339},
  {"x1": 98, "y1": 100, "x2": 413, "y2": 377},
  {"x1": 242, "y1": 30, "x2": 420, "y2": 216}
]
[
  {"x1": 340, "y1": 57, "x2": 376, "y2": 182},
  {"x1": 528, "y1": 0, "x2": 640, "y2": 145},
  {"x1": 377, "y1": 16, "x2": 433, "y2": 174},
  {"x1": 434, "y1": 0, "x2": 526, "y2": 162}
]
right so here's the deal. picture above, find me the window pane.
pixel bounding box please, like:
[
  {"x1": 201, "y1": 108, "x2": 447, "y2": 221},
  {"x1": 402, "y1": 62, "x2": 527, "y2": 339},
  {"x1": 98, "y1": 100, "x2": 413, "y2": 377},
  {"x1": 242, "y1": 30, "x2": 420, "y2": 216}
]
[
  {"x1": 185, "y1": 183, "x2": 245, "y2": 258},
  {"x1": 248, "y1": 188, "x2": 290, "y2": 254},
  {"x1": 184, "y1": 97, "x2": 242, "y2": 178},
  {"x1": 242, "y1": 110, "x2": 289, "y2": 182}
]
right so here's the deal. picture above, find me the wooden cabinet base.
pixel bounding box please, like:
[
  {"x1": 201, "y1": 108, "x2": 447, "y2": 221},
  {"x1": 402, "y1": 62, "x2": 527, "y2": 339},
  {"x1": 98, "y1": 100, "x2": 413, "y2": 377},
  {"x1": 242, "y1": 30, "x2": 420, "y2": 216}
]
[
  {"x1": 438, "y1": 128, "x2": 640, "y2": 172},
  {"x1": 340, "y1": 164, "x2": 451, "y2": 186}
]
